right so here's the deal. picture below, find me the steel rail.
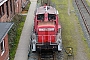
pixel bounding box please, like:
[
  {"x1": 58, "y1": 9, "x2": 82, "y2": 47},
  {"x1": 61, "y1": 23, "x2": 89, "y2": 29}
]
[{"x1": 75, "y1": 0, "x2": 90, "y2": 35}]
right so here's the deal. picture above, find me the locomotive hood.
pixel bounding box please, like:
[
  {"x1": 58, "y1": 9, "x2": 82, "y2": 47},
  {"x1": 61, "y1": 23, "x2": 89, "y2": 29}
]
[
  {"x1": 37, "y1": 21, "x2": 56, "y2": 43},
  {"x1": 37, "y1": 21, "x2": 55, "y2": 32},
  {"x1": 37, "y1": 21, "x2": 56, "y2": 36},
  {"x1": 38, "y1": 21, "x2": 55, "y2": 28}
]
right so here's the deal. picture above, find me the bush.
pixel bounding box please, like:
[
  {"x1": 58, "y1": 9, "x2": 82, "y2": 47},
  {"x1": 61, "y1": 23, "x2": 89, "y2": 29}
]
[{"x1": 8, "y1": 15, "x2": 26, "y2": 60}]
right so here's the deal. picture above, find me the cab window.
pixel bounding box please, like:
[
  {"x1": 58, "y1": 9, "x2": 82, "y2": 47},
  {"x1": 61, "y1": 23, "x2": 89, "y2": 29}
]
[
  {"x1": 37, "y1": 14, "x2": 44, "y2": 20},
  {"x1": 48, "y1": 14, "x2": 56, "y2": 20}
]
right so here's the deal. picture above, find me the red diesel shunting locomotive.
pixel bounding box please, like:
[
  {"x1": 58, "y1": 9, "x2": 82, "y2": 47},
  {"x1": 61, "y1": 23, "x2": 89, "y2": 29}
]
[{"x1": 31, "y1": 4, "x2": 62, "y2": 52}]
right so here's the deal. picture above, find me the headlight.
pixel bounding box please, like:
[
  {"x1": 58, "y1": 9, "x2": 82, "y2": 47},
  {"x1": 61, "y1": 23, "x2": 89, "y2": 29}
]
[
  {"x1": 32, "y1": 40, "x2": 36, "y2": 44},
  {"x1": 31, "y1": 33, "x2": 36, "y2": 40},
  {"x1": 56, "y1": 39, "x2": 62, "y2": 45}
]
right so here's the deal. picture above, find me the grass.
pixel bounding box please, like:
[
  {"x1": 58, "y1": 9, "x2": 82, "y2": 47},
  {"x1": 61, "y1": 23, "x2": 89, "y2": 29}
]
[
  {"x1": 8, "y1": 2, "x2": 31, "y2": 60},
  {"x1": 52, "y1": 0, "x2": 90, "y2": 59},
  {"x1": 52, "y1": 0, "x2": 77, "y2": 54},
  {"x1": 86, "y1": 0, "x2": 90, "y2": 6},
  {"x1": 9, "y1": 15, "x2": 26, "y2": 60},
  {"x1": 25, "y1": 1, "x2": 31, "y2": 10}
]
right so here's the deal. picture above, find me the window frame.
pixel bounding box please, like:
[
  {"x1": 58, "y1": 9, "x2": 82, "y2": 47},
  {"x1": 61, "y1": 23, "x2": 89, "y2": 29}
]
[
  {"x1": 0, "y1": 6, "x2": 1, "y2": 18},
  {"x1": 10, "y1": 0, "x2": 12, "y2": 13},
  {"x1": 1, "y1": 40, "x2": 5, "y2": 56},
  {"x1": 15, "y1": 0, "x2": 17, "y2": 1},
  {"x1": 0, "y1": 4, "x2": 5, "y2": 18},
  {"x1": 6, "y1": 1, "x2": 9, "y2": 17},
  {"x1": 2, "y1": 4, "x2": 5, "y2": 15},
  {"x1": 7, "y1": 57, "x2": 9, "y2": 60}
]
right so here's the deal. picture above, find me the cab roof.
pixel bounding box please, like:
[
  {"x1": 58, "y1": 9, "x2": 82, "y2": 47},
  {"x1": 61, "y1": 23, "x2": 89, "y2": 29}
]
[{"x1": 36, "y1": 6, "x2": 58, "y2": 15}]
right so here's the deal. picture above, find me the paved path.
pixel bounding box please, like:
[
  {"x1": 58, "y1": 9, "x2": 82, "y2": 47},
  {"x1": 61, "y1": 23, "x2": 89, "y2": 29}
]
[
  {"x1": 88, "y1": 0, "x2": 90, "y2": 2},
  {"x1": 14, "y1": 0, "x2": 37, "y2": 60}
]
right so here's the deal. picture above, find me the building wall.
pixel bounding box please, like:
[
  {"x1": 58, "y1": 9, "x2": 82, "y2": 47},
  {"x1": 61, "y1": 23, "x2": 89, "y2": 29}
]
[
  {"x1": 8, "y1": 0, "x2": 15, "y2": 21},
  {"x1": 0, "y1": 0, "x2": 15, "y2": 22},
  {"x1": 15, "y1": 0, "x2": 20, "y2": 13},
  {"x1": 0, "y1": 0, "x2": 28, "y2": 22},
  {"x1": 0, "y1": 3, "x2": 7, "y2": 22},
  {"x1": 15, "y1": 0, "x2": 28, "y2": 13},
  {"x1": 0, "y1": 34, "x2": 9, "y2": 60},
  {"x1": 0, "y1": 0, "x2": 28, "y2": 59}
]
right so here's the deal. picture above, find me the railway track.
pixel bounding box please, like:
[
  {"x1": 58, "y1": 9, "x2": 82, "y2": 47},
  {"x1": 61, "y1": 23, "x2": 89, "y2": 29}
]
[
  {"x1": 75, "y1": 0, "x2": 90, "y2": 35},
  {"x1": 28, "y1": 51, "x2": 63, "y2": 60},
  {"x1": 38, "y1": 52, "x2": 55, "y2": 60}
]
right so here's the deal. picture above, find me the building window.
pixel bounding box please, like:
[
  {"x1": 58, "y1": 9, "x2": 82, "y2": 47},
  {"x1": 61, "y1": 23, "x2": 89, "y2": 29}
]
[
  {"x1": 0, "y1": 4, "x2": 5, "y2": 18},
  {"x1": 15, "y1": 0, "x2": 17, "y2": 1},
  {"x1": 2, "y1": 4, "x2": 5, "y2": 15},
  {"x1": 6, "y1": 1, "x2": 9, "y2": 17},
  {"x1": 0, "y1": 40, "x2": 5, "y2": 56},
  {"x1": 10, "y1": 0, "x2": 12, "y2": 13},
  {"x1": 0, "y1": 7, "x2": 1, "y2": 18},
  {"x1": 7, "y1": 57, "x2": 9, "y2": 60}
]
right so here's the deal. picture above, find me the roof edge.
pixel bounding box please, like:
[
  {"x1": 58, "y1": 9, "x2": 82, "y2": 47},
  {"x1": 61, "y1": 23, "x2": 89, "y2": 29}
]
[
  {"x1": 0, "y1": 0, "x2": 7, "y2": 6},
  {"x1": 0, "y1": 23, "x2": 14, "y2": 43}
]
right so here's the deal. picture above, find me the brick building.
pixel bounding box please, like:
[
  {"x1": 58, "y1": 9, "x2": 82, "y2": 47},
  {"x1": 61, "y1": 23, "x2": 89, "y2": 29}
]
[
  {"x1": 0, "y1": 0, "x2": 15, "y2": 22},
  {"x1": 0, "y1": 23, "x2": 13, "y2": 60},
  {"x1": 15, "y1": 0, "x2": 28, "y2": 13},
  {"x1": 0, "y1": 0, "x2": 28, "y2": 22},
  {"x1": 0, "y1": 0, "x2": 28, "y2": 60}
]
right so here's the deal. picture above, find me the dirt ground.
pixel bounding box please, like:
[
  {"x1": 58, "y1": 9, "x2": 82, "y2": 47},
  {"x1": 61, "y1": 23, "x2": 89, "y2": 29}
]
[
  {"x1": 53, "y1": 0, "x2": 90, "y2": 60},
  {"x1": 63, "y1": 12, "x2": 89, "y2": 60},
  {"x1": 71, "y1": 18, "x2": 89, "y2": 60},
  {"x1": 63, "y1": 0, "x2": 89, "y2": 60}
]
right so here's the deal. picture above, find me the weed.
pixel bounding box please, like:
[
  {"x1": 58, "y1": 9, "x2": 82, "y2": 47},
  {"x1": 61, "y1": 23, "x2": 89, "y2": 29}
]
[{"x1": 8, "y1": 15, "x2": 26, "y2": 60}]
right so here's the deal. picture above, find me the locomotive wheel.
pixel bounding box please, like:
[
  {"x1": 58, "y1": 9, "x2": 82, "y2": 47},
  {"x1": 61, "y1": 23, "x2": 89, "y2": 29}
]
[
  {"x1": 53, "y1": 53, "x2": 56, "y2": 60},
  {"x1": 56, "y1": 51, "x2": 63, "y2": 60},
  {"x1": 38, "y1": 54, "x2": 41, "y2": 60}
]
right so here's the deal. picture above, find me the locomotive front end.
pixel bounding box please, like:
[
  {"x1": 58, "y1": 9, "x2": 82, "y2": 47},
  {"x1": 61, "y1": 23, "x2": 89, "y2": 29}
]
[
  {"x1": 31, "y1": 5, "x2": 62, "y2": 52},
  {"x1": 36, "y1": 24, "x2": 58, "y2": 52}
]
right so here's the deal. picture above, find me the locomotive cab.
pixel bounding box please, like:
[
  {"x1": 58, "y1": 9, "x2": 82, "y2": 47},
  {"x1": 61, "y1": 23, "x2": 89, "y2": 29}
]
[{"x1": 31, "y1": 6, "x2": 62, "y2": 52}]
